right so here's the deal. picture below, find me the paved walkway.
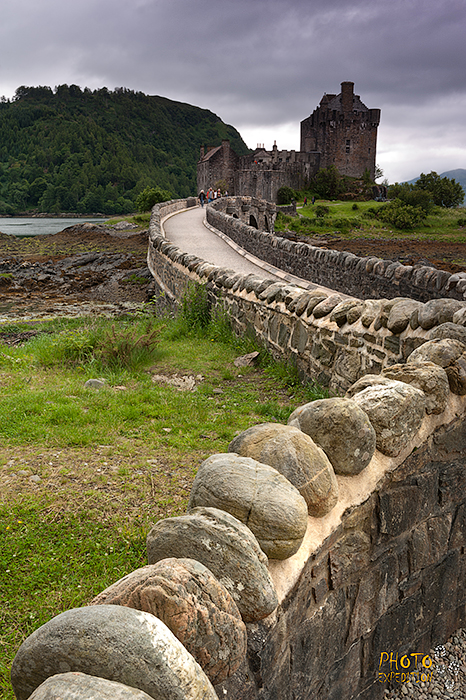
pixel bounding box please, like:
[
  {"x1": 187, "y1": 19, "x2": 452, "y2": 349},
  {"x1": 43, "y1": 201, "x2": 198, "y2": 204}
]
[{"x1": 162, "y1": 205, "x2": 340, "y2": 294}]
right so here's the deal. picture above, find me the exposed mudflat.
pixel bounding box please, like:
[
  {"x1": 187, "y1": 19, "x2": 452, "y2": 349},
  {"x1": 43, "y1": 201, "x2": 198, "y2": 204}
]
[{"x1": 0, "y1": 223, "x2": 153, "y2": 320}]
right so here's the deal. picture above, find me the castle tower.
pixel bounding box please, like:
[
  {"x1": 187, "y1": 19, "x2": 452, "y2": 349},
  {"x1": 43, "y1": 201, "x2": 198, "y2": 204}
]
[{"x1": 300, "y1": 82, "x2": 380, "y2": 180}]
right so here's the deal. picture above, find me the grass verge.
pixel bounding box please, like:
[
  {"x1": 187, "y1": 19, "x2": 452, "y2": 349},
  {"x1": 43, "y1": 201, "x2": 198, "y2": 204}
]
[
  {"x1": 277, "y1": 200, "x2": 466, "y2": 242},
  {"x1": 0, "y1": 299, "x2": 329, "y2": 697}
]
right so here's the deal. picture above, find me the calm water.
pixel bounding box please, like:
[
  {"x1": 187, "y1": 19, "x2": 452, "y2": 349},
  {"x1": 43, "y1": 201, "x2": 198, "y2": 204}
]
[{"x1": 0, "y1": 217, "x2": 108, "y2": 237}]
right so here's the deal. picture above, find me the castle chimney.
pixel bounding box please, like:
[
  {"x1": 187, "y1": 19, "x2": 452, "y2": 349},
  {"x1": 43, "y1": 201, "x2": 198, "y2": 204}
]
[
  {"x1": 200, "y1": 145, "x2": 205, "y2": 159},
  {"x1": 341, "y1": 81, "x2": 354, "y2": 113}
]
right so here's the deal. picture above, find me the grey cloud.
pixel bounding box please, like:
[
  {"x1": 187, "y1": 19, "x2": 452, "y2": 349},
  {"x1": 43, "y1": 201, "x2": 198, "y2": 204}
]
[{"x1": 1, "y1": 0, "x2": 465, "y2": 181}]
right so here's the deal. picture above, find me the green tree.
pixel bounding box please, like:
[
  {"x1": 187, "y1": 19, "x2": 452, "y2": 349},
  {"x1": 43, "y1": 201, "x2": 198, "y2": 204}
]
[
  {"x1": 135, "y1": 186, "x2": 172, "y2": 211},
  {"x1": 276, "y1": 186, "x2": 296, "y2": 205},
  {"x1": 312, "y1": 165, "x2": 345, "y2": 199},
  {"x1": 414, "y1": 171, "x2": 464, "y2": 208},
  {"x1": 387, "y1": 182, "x2": 434, "y2": 214}
]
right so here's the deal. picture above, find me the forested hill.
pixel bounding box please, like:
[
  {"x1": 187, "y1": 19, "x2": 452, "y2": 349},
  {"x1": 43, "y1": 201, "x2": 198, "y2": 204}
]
[{"x1": 0, "y1": 85, "x2": 250, "y2": 215}]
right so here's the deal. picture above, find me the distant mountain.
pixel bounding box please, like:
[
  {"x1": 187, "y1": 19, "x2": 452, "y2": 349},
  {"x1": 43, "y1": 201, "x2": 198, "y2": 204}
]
[
  {"x1": 0, "y1": 85, "x2": 250, "y2": 215},
  {"x1": 405, "y1": 168, "x2": 466, "y2": 203}
]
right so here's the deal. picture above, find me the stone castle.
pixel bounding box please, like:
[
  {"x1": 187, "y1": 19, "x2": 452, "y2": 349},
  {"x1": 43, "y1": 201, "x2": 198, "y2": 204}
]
[{"x1": 197, "y1": 81, "x2": 381, "y2": 202}]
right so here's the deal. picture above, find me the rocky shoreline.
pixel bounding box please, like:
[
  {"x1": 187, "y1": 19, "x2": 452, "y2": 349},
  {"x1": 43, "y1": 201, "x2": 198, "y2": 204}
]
[{"x1": 0, "y1": 222, "x2": 156, "y2": 320}]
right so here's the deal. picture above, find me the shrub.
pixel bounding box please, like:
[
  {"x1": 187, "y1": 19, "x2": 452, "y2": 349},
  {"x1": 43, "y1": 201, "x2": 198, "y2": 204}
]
[
  {"x1": 387, "y1": 183, "x2": 434, "y2": 214},
  {"x1": 276, "y1": 186, "x2": 296, "y2": 205},
  {"x1": 315, "y1": 205, "x2": 330, "y2": 218},
  {"x1": 332, "y1": 217, "x2": 353, "y2": 232},
  {"x1": 378, "y1": 199, "x2": 426, "y2": 230}
]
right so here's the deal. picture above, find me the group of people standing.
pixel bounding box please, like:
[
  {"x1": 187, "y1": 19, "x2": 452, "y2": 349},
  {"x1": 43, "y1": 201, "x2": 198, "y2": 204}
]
[{"x1": 198, "y1": 187, "x2": 226, "y2": 207}]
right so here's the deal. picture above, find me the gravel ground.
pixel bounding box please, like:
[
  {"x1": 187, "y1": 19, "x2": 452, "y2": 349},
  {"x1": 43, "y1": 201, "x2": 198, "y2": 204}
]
[{"x1": 383, "y1": 628, "x2": 466, "y2": 699}]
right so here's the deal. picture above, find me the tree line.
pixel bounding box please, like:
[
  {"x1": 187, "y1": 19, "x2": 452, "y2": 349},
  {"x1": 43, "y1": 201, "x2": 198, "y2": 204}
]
[{"x1": 0, "y1": 85, "x2": 250, "y2": 215}]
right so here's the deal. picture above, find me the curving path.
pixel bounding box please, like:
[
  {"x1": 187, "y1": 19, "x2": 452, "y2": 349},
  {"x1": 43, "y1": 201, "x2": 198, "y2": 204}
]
[{"x1": 162, "y1": 205, "x2": 341, "y2": 294}]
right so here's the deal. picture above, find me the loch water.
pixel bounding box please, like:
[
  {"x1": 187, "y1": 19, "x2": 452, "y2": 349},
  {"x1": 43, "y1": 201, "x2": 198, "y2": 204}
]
[{"x1": 0, "y1": 217, "x2": 108, "y2": 237}]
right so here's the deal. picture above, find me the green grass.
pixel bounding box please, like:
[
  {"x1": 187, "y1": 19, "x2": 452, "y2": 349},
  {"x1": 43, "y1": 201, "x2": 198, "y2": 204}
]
[
  {"x1": 281, "y1": 200, "x2": 466, "y2": 242},
  {"x1": 104, "y1": 212, "x2": 151, "y2": 228},
  {"x1": 0, "y1": 305, "x2": 330, "y2": 698}
]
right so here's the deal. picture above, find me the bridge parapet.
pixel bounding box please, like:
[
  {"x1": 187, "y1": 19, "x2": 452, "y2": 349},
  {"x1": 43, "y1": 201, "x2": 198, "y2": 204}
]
[{"x1": 146, "y1": 198, "x2": 466, "y2": 698}]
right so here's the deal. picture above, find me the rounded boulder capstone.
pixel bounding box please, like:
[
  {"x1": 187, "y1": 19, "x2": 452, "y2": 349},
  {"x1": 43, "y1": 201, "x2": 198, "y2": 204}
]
[
  {"x1": 89, "y1": 558, "x2": 246, "y2": 686},
  {"x1": 346, "y1": 379, "x2": 426, "y2": 457},
  {"x1": 287, "y1": 398, "x2": 376, "y2": 476},
  {"x1": 188, "y1": 453, "x2": 308, "y2": 559},
  {"x1": 408, "y1": 338, "x2": 466, "y2": 396},
  {"x1": 382, "y1": 361, "x2": 450, "y2": 415},
  {"x1": 26, "y1": 672, "x2": 155, "y2": 700},
  {"x1": 228, "y1": 422, "x2": 338, "y2": 516},
  {"x1": 10, "y1": 605, "x2": 218, "y2": 700},
  {"x1": 146, "y1": 507, "x2": 278, "y2": 623}
]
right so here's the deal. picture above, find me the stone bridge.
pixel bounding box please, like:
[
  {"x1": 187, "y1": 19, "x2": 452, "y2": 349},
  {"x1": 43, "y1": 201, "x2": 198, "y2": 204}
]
[
  {"x1": 214, "y1": 195, "x2": 279, "y2": 232},
  {"x1": 11, "y1": 197, "x2": 466, "y2": 700},
  {"x1": 145, "y1": 197, "x2": 466, "y2": 698}
]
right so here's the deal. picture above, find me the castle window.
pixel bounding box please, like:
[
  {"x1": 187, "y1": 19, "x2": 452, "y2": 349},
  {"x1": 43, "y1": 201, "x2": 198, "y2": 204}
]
[{"x1": 346, "y1": 139, "x2": 351, "y2": 154}]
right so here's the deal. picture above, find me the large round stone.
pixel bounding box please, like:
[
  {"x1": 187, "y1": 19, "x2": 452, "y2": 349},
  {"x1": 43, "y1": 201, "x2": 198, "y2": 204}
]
[
  {"x1": 382, "y1": 361, "x2": 450, "y2": 414},
  {"x1": 345, "y1": 374, "x2": 394, "y2": 398},
  {"x1": 429, "y1": 322, "x2": 466, "y2": 345},
  {"x1": 409, "y1": 338, "x2": 466, "y2": 367},
  {"x1": 90, "y1": 558, "x2": 246, "y2": 685},
  {"x1": 146, "y1": 507, "x2": 278, "y2": 622},
  {"x1": 188, "y1": 453, "x2": 308, "y2": 559},
  {"x1": 228, "y1": 423, "x2": 338, "y2": 516},
  {"x1": 348, "y1": 379, "x2": 426, "y2": 457},
  {"x1": 11, "y1": 606, "x2": 217, "y2": 700},
  {"x1": 27, "y1": 672, "x2": 154, "y2": 700},
  {"x1": 453, "y1": 306, "x2": 466, "y2": 326},
  {"x1": 408, "y1": 338, "x2": 466, "y2": 395},
  {"x1": 288, "y1": 398, "x2": 376, "y2": 476},
  {"x1": 417, "y1": 299, "x2": 464, "y2": 330},
  {"x1": 386, "y1": 299, "x2": 423, "y2": 334}
]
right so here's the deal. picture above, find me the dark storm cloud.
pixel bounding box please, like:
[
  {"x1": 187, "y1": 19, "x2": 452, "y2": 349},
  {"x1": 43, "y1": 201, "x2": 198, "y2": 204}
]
[{"x1": 1, "y1": 0, "x2": 465, "y2": 181}]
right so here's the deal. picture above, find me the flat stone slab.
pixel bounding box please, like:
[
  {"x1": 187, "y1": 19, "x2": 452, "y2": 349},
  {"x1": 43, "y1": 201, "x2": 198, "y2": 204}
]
[
  {"x1": 146, "y1": 507, "x2": 278, "y2": 622},
  {"x1": 188, "y1": 453, "x2": 308, "y2": 559},
  {"x1": 90, "y1": 558, "x2": 246, "y2": 685},
  {"x1": 229, "y1": 423, "x2": 338, "y2": 516},
  {"x1": 11, "y1": 605, "x2": 217, "y2": 700}
]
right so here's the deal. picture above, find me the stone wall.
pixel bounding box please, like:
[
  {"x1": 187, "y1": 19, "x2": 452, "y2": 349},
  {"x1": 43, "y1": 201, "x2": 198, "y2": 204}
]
[
  {"x1": 147, "y1": 200, "x2": 466, "y2": 393},
  {"x1": 206, "y1": 200, "x2": 466, "y2": 303},
  {"x1": 215, "y1": 407, "x2": 466, "y2": 699}
]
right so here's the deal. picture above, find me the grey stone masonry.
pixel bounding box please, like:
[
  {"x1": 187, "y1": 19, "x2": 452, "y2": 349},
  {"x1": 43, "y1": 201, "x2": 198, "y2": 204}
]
[
  {"x1": 208, "y1": 198, "x2": 466, "y2": 303},
  {"x1": 147, "y1": 199, "x2": 466, "y2": 393}
]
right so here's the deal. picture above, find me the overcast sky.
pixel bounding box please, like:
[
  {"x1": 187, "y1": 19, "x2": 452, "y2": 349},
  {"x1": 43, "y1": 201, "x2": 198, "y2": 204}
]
[{"x1": 1, "y1": 0, "x2": 465, "y2": 183}]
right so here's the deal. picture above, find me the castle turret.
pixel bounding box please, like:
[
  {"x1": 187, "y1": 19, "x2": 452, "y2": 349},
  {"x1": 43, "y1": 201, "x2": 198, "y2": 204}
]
[
  {"x1": 300, "y1": 81, "x2": 380, "y2": 180},
  {"x1": 341, "y1": 81, "x2": 354, "y2": 113}
]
